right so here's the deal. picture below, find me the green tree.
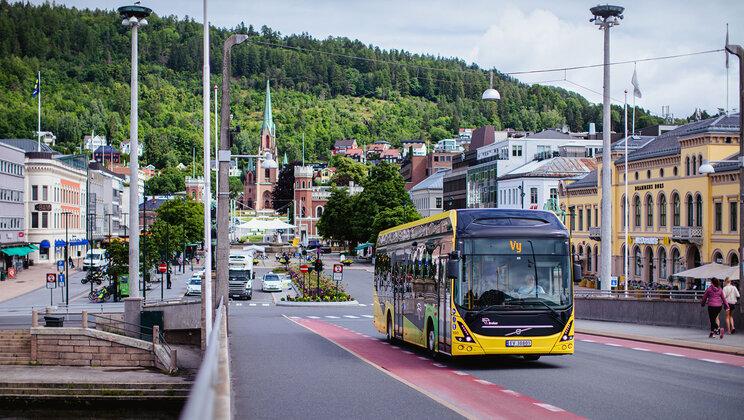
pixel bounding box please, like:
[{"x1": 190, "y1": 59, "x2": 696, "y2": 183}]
[
  {"x1": 330, "y1": 155, "x2": 367, "y2": 186},
  {"x1": 352, "y1": 162, "x2": 413, "y2": 242},
  {"x1": 370, "y1": 205, "x2": 421, "y2": 244},
  {"x1": 145, "y1": 167, "x2": 186, "y2": 195},
  {"x1": 154, "y1": 198, "x2": 204, "y2": 244},
  {"x1": 317, "y1": 188, "x2": 355, "y2": 243}
]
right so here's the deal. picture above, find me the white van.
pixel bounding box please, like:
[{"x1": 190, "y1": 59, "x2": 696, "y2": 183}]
[{"x1": 83, "y1": 249, "x2": 109, "y2": 270}]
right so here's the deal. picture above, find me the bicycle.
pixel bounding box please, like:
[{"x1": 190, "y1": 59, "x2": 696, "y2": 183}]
[{"x1": 88, "y1": 285, "x2": 114, "y2": 303}]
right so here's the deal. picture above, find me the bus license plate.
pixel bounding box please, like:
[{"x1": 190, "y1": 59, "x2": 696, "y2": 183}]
[{"x1": 506, "y1": 340, "x2": 532, "y2": 347}]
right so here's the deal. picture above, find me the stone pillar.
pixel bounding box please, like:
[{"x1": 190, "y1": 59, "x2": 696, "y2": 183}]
[
  {"x1": 31, "y1": 310, "x2": 38, "y2": 327},
  {"x1": 81, "y1": 310, "x2": 88, "y2": 329},
  {"x1": 153, "y1": 325, "x2": 160, "y2": 346},
  {"x1": 124, "y1": 297, "x2": 144, "y2": 338}
]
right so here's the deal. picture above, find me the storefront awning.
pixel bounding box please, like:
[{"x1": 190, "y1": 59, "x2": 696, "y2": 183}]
[
  {"x1": 673, "y1": 263, "x2": 739, "y2": 280},
  {"x1": 39, "y1": 240, "x2": 50, "y2": 248},
  {"x1": 1, "y1": 246, "x2": 35, "y2": 257},
  {"x1": 27, "y1": 243, "x2": 39, "y2": 250},
  {"x1": 54, "y1": 239, "x2": 89, "y2": 247},
  {"x1": 354, "y1": 242, "x2": 374, "y2": 251}
]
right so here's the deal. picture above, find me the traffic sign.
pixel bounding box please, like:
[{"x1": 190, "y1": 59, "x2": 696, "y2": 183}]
[
  {"x1": 46, "y1": 273, "x2": 57, "y2": 289},
  {"x1": 333, "y1": 264, "x2": 343, "y2": 281},
  {"x1": 300, "y1": 264, "x2": 309, "y2": 273},
  {"x1": 57, "y1": 273, "x2": 65, "y2": 285},
  {"x1": 57, "y1": 260, "x2": 65, "y2": 272},
  {"x1": 158, "y1": 263, "x2": 167, "y2": 274},
  {"x1": 610, "y1": 276, "x2": 618, "y2": 287}
]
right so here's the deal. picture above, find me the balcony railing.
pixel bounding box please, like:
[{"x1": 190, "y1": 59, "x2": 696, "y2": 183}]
[
  {"x1": 672, "y1": 226, "x2": 703, "y2": 245},
  {"x1": 588, "y1": 227, "x2": 601, "y2": 240}
]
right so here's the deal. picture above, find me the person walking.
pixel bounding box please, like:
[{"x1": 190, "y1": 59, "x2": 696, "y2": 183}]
[
  {"x1": 723, "y1": 277, "x2": 740, "y2": 334},
  {"x1": 701, "y1": 278, "x2": 729, "y2": 339}
]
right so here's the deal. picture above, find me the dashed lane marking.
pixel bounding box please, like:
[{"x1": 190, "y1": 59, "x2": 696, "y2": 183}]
[
  {"x1": 417, "y1": 356, "x2": 428, "y2": 360},
  {"x1": 236, "y1": 303, "x2": 242, "y2": 306},
  {"x1": 325, "y1": 316, "x2": 339, "y2": 319},
  {"x1": 249, "y1": 303, "x2": 256, "y2": 306},
  {"x1": 452, "y1": 371, "x2": 469, "y2": 376},
  {"x1": 604, "y1": 343, "x2": 623, "y2": 347},
  {"x1": 432, "y1": 363, "x2": 446, "y2": 368},
  {"x1": 700, "y1": 358, "x2": 725, "y2": 364},
  {"x1": 580, "y1": 339, "x2": 596, "y2": 343},
  {"x1": 474, "y1": 379, "x2": 493, "y2": 385},
  {"x1": 343, "y1": 315, "x2": 360, "y2": 318},
  {"x1": 402, "y1": 350, "x2": 414, "y2": 354},
  {"x1": 501, "y1": 390, "x2": 521, "y2": 397},
  {"x1": 663, "y1": 352, "x2": 685, "y2": 357},
  {"x1": 632, "y1": 347, "x2": 651, "y2": 352},
  {"x1": 534, "y1": 403, "x2": 565, "y2": 412},
  {"x1": 358, "y1": 304, "x2": 367, "y2": 306},
  {"x1": 307, "y1": 316, "x2": 320, "y2": 319},
  {"x1": 362, "y1": 315, "x2": 374, "y2": 318},
  {"x1": 261, "y1": 303, "x2": 269, "y2": 306}
]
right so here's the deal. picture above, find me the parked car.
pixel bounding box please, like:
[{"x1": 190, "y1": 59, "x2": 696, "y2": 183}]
[
  {"x1": 262, "y1": 272, "x2": 283, "y2": 292},
  {"x1": 83, "y1": 249, "x2": 109, "y2": 271},
  {"x1": 185, "y1": 277, "x2": 202, "y2": 296}
]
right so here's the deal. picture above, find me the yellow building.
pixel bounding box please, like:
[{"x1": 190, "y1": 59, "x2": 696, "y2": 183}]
[{"x1": 560, "y1": 115, "x2": 740, "y2": 288}]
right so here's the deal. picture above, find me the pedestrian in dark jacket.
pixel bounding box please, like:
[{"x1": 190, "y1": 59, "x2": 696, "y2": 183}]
[{"x1": 701, "y1": 278, "x2": 729, "y2": 339}]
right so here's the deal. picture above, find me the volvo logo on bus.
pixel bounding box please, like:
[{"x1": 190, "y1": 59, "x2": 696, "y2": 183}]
[{"x1": 481, "y1": 318, "x2": 499, "y2": 327}]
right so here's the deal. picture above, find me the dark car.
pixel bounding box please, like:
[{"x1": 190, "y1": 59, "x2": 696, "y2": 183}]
[{"x1": 320, "y1": 246, "x2": 332, "y2": 254}]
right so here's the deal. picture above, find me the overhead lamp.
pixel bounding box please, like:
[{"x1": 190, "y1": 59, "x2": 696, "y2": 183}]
[
  {"x1": 482, "y1": 70, "x2": 501, "y2": 101},
  {"x1": 262, "y1": 152, "x2": 278, "y2": 169},
  {"x1": 698, "y1": 160, "x2": 715, "y2": 175}
]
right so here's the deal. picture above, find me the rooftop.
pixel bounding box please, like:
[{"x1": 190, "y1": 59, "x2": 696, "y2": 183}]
[
  {"x1": 410, "y1": 169, "x2": 448, "y2": 192},
  {"x1": 565, "y1": 169, "x2": 598, "y2": 190},
  {"x1": 500, "y1": 156, "x2": 597, "y2": 181},
  {"x1": 525, "y1": 128, "x2": 572, "y2": 140},
  {"x1": 0, "y1": 139, "x2": 56, "y2": 153}
]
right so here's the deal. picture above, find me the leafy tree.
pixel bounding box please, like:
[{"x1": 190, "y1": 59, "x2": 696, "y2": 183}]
[
  {"x1": 154, "y1": 198, "x2": 204, "y2": 244},
  {"x1": 146, "y1": 167, "x2": 186, "y2": 195},
  {"x1": 330, "y1": 155, "x2": 367, "y2": 186},
  {"x1": 370, "y1": 205, "x2": 421, "y2": 243},
  {"x1": 104, "y1": 239, "x2": 129, "y2": 280},
  {"x1": 271, "y1": 162, "x2": 300, "y2": 213},
  {"x1": 317, "y1": 188, "x2": 355, "y2": 243}
]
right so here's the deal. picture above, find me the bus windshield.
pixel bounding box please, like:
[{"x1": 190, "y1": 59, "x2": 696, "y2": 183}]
[{"x1": 456, "y1": 238, "x2": 571, "y2": 310}]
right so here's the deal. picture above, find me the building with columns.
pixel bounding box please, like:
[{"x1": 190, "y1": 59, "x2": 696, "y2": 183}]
[
  {"x1": 243, "y1": 81, "x2": 278, "y2": 212},
  {"x1": 561, "y1": 114, "x2": 740, "y2": 289}
]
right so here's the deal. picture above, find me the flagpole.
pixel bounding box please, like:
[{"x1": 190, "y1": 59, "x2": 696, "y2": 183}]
[
  {"x1": 624, "y1": 90, "x2": 629, "y2": 295},
  {"x1": 726, "y1": 23, "x2": 730, "y2": 115},
  {"x1": 37, "y1": 71, "x2": 41, "y2": 152}
]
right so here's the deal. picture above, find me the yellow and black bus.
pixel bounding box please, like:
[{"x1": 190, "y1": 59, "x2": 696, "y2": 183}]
[{"x1": 373, "y1": 209, "x2": 578, "y2": 360}]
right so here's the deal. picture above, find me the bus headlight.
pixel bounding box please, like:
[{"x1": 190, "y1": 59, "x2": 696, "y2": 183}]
[
  {"x1": 454, "y1": 321, "x2": 475, "y2": 343},
  {"x1": 560, "y1": 320, "x2": 574, "y2": 342}
]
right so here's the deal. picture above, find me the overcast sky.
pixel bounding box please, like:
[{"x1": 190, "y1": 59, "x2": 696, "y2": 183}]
[{"x1": 39, "y1": 0, "x2": 744, "y2": 118}]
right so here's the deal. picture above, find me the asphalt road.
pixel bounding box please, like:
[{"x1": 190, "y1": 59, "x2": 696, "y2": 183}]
[{"x1": 230, "y1": 263, "x2": 744, "y2": 419}]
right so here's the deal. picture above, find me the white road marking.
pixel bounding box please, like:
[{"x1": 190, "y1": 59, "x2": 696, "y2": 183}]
[
  {"x1": 432, "y1": 363, "x2": 446, "y2": 368},
  {"x1": 501, "y1": 390, "x2": 521, "y2": 397},
  {"x1": 474, "y1": 379, "x2": 493, "y2": 385},
  {"x1": 534, "y1": 403, "x2": 565, "y2": 412},
  {"x1": 362, "y1": 315, "x2": 374, "y2": 318},
  {"x1": 307, "y1": 316, "x2": 320, "y2": 319},
  {"x1": 343, "y1": 315, "x2": 359, "y2": 318},
  {"x1": 663, "y1": 352, "x2": 685, "y2": 357},
  {"x1": 417, "y1": 356, "x2": 428, "y2": 360},
  {"x1": 358, "y1": 304, "x2": 367, "y2": 306},
  {"x1": 580, "y1": 339, "x2": 596, "y2": 343},
  {"x1": 452, "y1": 370, "x2": 469, "y2": 376},
  {"x1": 632, "y1": 347, "x2": 651, "y2": 352},
  {"x1": 236, "y1": 303, "x2": 242, "y2": 306},
  {"x1": 261, "y1": 303, "x2": 269, "y2": 306},
  {"x1": 325, "y1": 316, "x2": 339, "y2": 319},
  {"x1": 604, "y1": 343, "x2": 623, "y2": 347},
  {"x1": 700, "y1": 358, "x2": 724, "y2": 364},
  {"x1": 249, "y1": 303, "x2": 256, "y2": 306},
  {"x1": 288, "y1": 316, "x2": 300, "y2": 319},
  {"x1": 402, "y1": 350, "x2": 414, "y2": 354}
]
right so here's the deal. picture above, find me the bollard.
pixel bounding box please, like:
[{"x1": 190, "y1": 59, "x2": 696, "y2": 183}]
[
  {"x1": 82, "y1": 310, "x2": 88, "y2": 329},
  {"x1": 31, "y1": 310, "x2": 38, "y2": 327},
  {"x1": 45, "y1": 306, "x2": 52, "y2": 315},
  {"x1": 153, "y1": 325, "x2": 160, "y2": 346}
]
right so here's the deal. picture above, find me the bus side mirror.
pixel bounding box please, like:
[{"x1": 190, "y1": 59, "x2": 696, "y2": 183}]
[{"x1": 573, "y1": 263, "x2": 582, "y2": 282}]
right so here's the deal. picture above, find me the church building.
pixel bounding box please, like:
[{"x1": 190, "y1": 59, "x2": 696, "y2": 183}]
[{"x1": 243, "y1": 81, "x2": 279, "y2": 212}]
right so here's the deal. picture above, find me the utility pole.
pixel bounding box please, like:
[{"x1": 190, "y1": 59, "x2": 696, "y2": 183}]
[
  {"x1": 725, "y1": 42, "x2": 744, "y2": 306},
  {"x1": 590, "y1": 4, "x2": 624, "y2": 292},
  {"x1": 202, "y1": 0, "x2": 214, "y2": 338}
]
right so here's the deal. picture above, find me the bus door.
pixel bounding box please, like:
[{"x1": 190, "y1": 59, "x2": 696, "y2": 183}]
[
  {"x1": 437, "y1": 259, "x2": 451, "y2": 354},
  {"x1": 393, "y1": 270, "x2": 404, "y2": 339}
]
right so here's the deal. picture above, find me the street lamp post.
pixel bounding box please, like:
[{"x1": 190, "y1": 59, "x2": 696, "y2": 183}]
[
  {"x1": 62, "y1": 212, "x2": 71, "y2": 305},
  {"x1": 726, "y1": 43, "x2": 744, "y2": 310},
  {"x1": 118, "y1": 4, "x2": 151, "y2": 300},
  {"x1": 590, "y1": 4, "x2": 624, "y2": 292}
]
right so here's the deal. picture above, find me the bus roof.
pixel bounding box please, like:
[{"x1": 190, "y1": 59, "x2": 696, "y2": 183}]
[{"x1": 377, "y1": 210, "x2": 456, "y2": 239}]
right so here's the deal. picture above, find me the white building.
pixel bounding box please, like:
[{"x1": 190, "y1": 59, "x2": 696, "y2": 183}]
[
  {"x1": 401, "y1": 141, "x2": 427, "y2": 157},
  {"x1": 25, "y1": 152, "x2": 88, "y2": 265},
  {"x1": 409, "y1": 170, "x2": 447, "y2": 217},
  {"x1": 434, "y1": 138, "x2": 464, "y2": 153},
  {"x1": 120, "y1": 139, "x2": 143, "y2": 157},
  {"x1": 495, "y1": 156, "x2": 596, "y2": 210}
]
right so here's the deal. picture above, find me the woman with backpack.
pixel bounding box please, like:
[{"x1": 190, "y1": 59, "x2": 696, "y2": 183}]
[{"x1": 701, "y1": 278, "x2": 729, "y2": 339}]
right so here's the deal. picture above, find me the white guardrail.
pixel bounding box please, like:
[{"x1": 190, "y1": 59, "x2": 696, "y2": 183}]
[
  {"x1": 575, "y1": 289, "x2": 706, "y2": 300},
  {"x1": 180, "y1": 298, "x2": 231, "y2": 420}
]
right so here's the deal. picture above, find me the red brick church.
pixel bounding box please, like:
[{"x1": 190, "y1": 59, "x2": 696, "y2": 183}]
[{"x1": 243, "y1": 81, "x2": 279, "y2": 212}]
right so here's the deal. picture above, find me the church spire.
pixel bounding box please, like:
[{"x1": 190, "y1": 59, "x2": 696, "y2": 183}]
[{"x1": 261, "y1": 80, "x2": 275, "y2": 138}]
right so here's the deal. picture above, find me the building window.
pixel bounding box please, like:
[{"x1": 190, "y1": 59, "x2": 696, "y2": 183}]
[
  {"x1": 587, "y1": 247, "x2": 592, "y2": 272},
  {"x1": 512, "y1": 145, "x2": 522, "y2": 157},
  {"x1": 659, "y1": 194, "x2": 667, "y2": 227},
  {"x1": 530, "y1": 188, "x2": 538, "y2": 204},
  {"x1": 42, "y1": 185, "x2": 48, "y2": 201},
  {"x1": 41, "y1": 212, "x2": 48, "y2": 228},
  {"x1": 634, "y1": 172, "x2": 639, "y2": 180},
  {"x1": 686, "y1": 195, "x2": 694, "y2": 226},
  {"x1": 621, "y1": 197, "x2": 626, "y2": 228},
  {"x1": 673, "y1": 166, "x2": 678, "y2": 176},
  {"x1": 578, "y1": 209, "x2": 584, "y2": 231},
  {"x1": 672, "y1": 193, "x2": 681, "y2": 226},
  {"x1": 634, "y1": 247, "x2": 642, "y2": 276},
  {"x1": 659, "y1": 247, "x2": 667, "y2": 279},
  {"x1": 587, "y1": 208, "x2": 592, "y2": 228},
  {"x1": 685, "y1": 157, "x2": 690, "y2": 176},
  {"x1": 647, "y1": 170, "x2": 651, "y2": 179},
  {"x1": 731, "y1": 202, "x2": 738, "y2": 232},
  {"x1": 550, "y1": 188, "x2": 558, "y2": 202},
  {"x1": 695, "y1": 194, "x2": 703, "y2": 227},
  {"x1": 265, "y1": 168, "x2": 270, "y2": 179},
  {"x1": 569, "y1": 207, "x2": 575, "y2": 231},
  {"x1": 32, "y1": 185, "x2": 38, "y2": 201},
  {"x1": 714, "y1": 202, "x2": 722, "y2": 231},
  {"x1": 660, "y1": 168, "x2": 664, "y2": 178},
  {"x1": 316, "y1": 206, "x2": 324, "y2": 218},
  {"x1": 436, "y1": 197, "x2": 442, "y2": 208},
  {"x1": 31, "y1": 212, "x2": 38, "y2": 229},
  {"x1": 634, "y1": 195, "x2": 641, "y2": 228},
  {"x1": 692, "y1": 156, "x2": 697, "y2": 175},
  {"x1": 646, "y1": 195, "x2": 653, "y2": 228}
]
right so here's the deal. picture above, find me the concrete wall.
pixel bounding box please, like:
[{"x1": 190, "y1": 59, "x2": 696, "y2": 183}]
[
  {"x1": 31, "y1": 327, "x2": 155, "y2": 368},
  {"x1": 575, "y1": 297, "x2": 743, "y2": 330},
  {"x1": 143, "y1": 300, "x2": 201, "y2": 331}
]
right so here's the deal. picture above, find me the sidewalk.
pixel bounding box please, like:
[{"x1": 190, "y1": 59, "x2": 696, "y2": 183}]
[
  {"x1": 0, "y1": 264, "x2": 82, "y2": 303},
  {"x1": 576, "y1": 319, "x2": 744, "y2": 355}
]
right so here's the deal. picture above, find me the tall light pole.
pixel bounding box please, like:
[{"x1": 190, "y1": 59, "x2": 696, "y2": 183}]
[
  {"x1": 118, "y1": 4, "x2": 151, "y2": 300},
  {"x1": 202, "y1": 0, "x2": 214, "y2": 337},
  {"x1": 590, "y1": 4, "x2": 624, "y2": 292},
  {"x1": 724, "y1": 43, "x2": 744, "y2": 306}
]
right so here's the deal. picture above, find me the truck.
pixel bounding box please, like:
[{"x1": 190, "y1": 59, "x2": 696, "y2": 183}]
[
  {"x1": 228, "y1": 251, "x2": 254, "y2": 300},
  {"x1": 83, "y1": 249, "x2": 109, "y2": 271}
]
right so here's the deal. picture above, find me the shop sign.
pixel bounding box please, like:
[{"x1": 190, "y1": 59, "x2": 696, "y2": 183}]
[
  {"x1": 34, "y1": 203, "x2": 52, "y2": 211},
  {"x1": 634, "y1": 183, "x2": 664, "y2": 192},
  {"x1": 634, "y1": 237, "x2": 658, "y2": 245}
]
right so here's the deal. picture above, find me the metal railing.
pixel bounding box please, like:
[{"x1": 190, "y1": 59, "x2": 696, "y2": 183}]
[
  {"x1": 672, "y1": 226, "x2": 703, "y2": 244},
  {"x1": 588, "y1": 227, "x2": 601, "y2": 240},
  {"x1": 88, "y1": 312, "x2": 172, "y2": 356},
  {"x1": 575, "y1": 289, "x2": 705, "y2": 300},
  {"x1": 181, "y1": 297, "x2": 230, "y2": 420}
]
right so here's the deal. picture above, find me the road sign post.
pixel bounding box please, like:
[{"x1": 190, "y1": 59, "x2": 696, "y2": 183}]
[
  {"x1": 300, "y1": 264, "x2": 309, "y2": 295},
  {"x1": 46, "y1": 273, "x2": 57, "y2": 305},
  {"x1": 333, "y1": 264, "x2": 343, "y2": 295}
]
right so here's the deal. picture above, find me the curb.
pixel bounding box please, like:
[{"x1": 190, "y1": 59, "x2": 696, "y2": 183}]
[
  {"x1": 575, "y1": 328, "x2": 744, "y2": 356},
  {"x1": 275, "y1": 300, "x2": 361, "y2": 307}
]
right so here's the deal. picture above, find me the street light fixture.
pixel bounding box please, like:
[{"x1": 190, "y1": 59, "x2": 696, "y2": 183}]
[
  {"x1": 590, "y1": 3, "x2": 624, "y2": 292},
  {"x1": 118, "y1": 3, "x2": 151, "y2": 301},
  {"x1": 699, "y1": 158, "x2": 744, "y2": 175},
  {"x1": 482, "y1": 71, "x2": 501, "y2": 101},
  {"x1": 725, "y1": 42, "x2": 744, "y2": 308}
]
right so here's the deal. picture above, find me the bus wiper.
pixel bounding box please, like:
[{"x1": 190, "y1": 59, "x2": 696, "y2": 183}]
[{"x1": 506, "y1": 298, "x2": 564, "y2": 326}]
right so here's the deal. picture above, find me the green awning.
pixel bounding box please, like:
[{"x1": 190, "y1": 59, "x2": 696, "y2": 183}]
[
  {"x1": 354, "y1": 242, "x2": 373, "y2": 251},
  {"x1": 27, "y1": 244, "x2": 39, "y2": 250},
  {"x1": 1, "y1": 246, "x2": 35, "y2": 257}
]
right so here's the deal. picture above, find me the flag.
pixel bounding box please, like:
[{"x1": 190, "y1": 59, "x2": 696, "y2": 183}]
[
  {"x1": 725, "y1": 23, "x2": 730, "y2": 69},
  {"x1": 31, "y1": 75, "x2": 40, "y2": 98},
  {"x1": 631, "y1": 68, "x2": 642, "y2": 99}
]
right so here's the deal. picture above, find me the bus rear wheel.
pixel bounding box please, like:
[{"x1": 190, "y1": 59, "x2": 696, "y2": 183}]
[
  {"x1": 523, "y1": 355, "x2": 541, "y2": 361},
  {"x1": 427, "y1": 321, "x2": 437, "y2": 358}
]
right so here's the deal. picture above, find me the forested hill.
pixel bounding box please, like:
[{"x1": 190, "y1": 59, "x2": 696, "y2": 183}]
[{"x1": 0, "y1": 1, "x2": 663, "y2": 168}]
